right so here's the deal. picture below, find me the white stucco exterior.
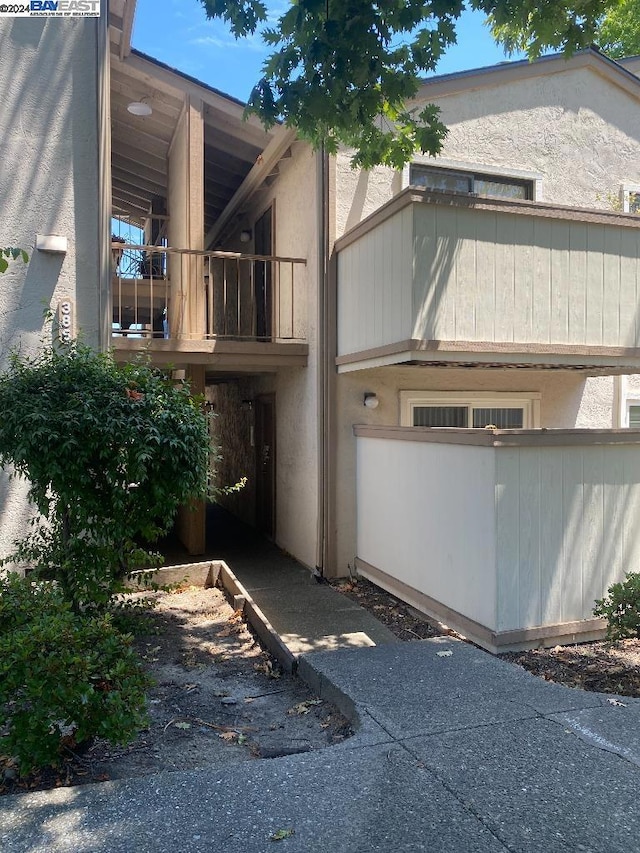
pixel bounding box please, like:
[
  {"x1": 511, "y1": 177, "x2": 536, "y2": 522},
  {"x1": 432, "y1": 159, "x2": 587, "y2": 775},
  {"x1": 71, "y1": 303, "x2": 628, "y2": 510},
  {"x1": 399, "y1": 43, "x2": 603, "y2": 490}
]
[{"x1": 0, "y1": 18, "x2": 103, "y2": 559}]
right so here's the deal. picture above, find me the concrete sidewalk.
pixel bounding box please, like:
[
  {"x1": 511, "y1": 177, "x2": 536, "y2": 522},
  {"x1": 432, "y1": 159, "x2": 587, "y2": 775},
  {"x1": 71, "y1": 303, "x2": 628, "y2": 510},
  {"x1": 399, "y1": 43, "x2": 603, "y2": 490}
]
[{"x1": 3, "y1": 521, "x2": 640, "y2": 852}]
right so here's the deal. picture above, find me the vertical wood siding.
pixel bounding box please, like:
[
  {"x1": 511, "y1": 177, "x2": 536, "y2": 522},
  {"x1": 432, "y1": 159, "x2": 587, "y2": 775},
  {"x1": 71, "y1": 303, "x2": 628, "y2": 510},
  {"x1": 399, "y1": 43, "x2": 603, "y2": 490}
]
[
  {"x1": 495, "y1": 443, "x2": 640, "y2": 631},
  {"x1": 337, "y1": 207, "x2": 413, "y2": 355},
  {"x1": 338, "y1": 200, "x2": 640, "y2": 356}
]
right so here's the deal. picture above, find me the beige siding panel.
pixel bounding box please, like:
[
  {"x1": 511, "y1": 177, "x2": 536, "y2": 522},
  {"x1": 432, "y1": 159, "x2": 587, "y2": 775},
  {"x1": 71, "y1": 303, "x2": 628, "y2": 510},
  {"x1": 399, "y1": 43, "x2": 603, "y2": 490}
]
[
  {"x1": 474, "y1": 211, "x2": 497, "y2": 342},
  {"x1": 549, "y1": 221, "x2": 571, "y2": 343},
  {"x1": 602, "y1": 227, "x2": 621, "y2": 346},
  {"x1": 495, "y1": 449, "x2": 520, "y2": 631},
  {"x1": 338, "y1": 198, "x2": 640, "y2": 357},
  {"x1": 494, "y1": 214, "x2": 516, "y2": 343},
  {"x1": 495, "y1": 443, "x2": 640, "y2": 631},
  {"x1": 560, "y1": 451, "x2": 584, "y2": 622},
  {"x1": 532, "y1": 219, "x2": 552, "y2": 344},
  {"x1": 518, "y1": 448, "x2": 541, "y2": 628},
  {"x1": 538, "y1": 448, "x2": 565, "y2": 625},
  {"x1": 582, "y1": 447, "x2": 605, "y2": 615},
  {"x1": 454, "y1": 208, "x2": 477, "y2": 340},
  {"x1": 619, "y1": 228, "x2": 639, "y2": 347},
  {"x1": 568, "y1": 223, "x2": 587, "y2": 345},
  {"x1": 337, "y1": 208, "x2": 413, "y2": 356},
  {"x1": 413, "y1": 204, "x2": 441, "y2": 340},
  {"x1": 585, "y1": 225, "x2": 605, "y2": 346},
  {"x1": 513, "y1": 217, "x2": 534, "y2": 343}
]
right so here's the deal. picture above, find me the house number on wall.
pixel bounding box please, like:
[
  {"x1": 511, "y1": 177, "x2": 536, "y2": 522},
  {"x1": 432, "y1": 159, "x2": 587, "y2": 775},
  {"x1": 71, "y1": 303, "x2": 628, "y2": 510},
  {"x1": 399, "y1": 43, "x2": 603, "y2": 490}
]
[{"x1": 58, "y1": 298, "x2": 75, "y2": 343}]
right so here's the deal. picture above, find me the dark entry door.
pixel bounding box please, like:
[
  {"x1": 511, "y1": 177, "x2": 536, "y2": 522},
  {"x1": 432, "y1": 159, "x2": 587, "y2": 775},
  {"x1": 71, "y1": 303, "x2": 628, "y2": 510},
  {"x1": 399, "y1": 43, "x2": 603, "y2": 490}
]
[
  {"x1": 254, "y1": 207, "x2": 273, "y2": 339},
  {"x1": 255, "y1": 395, "x2": 276, "y2": 537}
]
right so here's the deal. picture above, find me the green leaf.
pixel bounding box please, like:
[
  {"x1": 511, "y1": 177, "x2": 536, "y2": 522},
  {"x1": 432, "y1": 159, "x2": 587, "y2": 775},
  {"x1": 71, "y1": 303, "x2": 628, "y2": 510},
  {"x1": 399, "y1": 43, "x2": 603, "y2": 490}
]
[{"x1": 270, "y1": 828, "x2": 295, "y2": 841}]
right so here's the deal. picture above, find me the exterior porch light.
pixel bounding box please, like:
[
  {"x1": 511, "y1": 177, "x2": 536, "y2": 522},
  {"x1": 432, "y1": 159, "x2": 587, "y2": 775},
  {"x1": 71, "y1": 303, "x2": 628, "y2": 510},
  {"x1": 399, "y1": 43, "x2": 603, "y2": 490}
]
[
  {"x1": 239, "y1": 230, "x2": 252, "y2": 243},
  {"x1": 363, "y1": 392, "x2": 379, "y2": 409},
  {"x1": 127, "y1": 99, "x2": 153, "y2": 116}
]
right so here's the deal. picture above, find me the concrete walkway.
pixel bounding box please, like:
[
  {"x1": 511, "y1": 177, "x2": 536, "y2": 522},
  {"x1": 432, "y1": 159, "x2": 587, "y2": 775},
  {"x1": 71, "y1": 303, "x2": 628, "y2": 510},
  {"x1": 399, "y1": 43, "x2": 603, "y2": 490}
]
[{"x1": 3, "y1": 519, "x2": 640, "y2": 852}]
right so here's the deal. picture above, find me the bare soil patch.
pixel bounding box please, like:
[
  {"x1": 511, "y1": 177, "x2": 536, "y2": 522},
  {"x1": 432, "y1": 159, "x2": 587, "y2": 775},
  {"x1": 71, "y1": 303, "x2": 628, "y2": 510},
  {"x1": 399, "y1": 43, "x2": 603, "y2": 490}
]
[
  {"x1": 1, "y1": 586, "x2": 351, "y2": 796},
  {"x1": 331, "y1": 577, "x2": 640, "y2": 699}
]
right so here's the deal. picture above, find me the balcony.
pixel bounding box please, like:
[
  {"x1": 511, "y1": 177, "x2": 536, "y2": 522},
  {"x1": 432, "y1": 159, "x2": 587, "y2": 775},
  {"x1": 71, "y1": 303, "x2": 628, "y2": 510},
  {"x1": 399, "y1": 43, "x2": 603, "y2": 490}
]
[
  {"x1": 111, "y1": 243, "x2": 308, "y2": 370},
  {"x1": 336, "y1": 187, "x2": 640, "y2": 372}
]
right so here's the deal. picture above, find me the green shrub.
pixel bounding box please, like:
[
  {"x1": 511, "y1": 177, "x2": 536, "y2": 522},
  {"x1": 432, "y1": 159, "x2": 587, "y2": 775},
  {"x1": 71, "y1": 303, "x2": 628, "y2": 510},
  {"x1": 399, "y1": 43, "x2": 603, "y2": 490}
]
[
  {"x1": 0, "y1": 574, "x2": 150, "y2": 776},
  {"x1": 593, "y1": 572, "x2": 640, "y2": 642},
  {"x1": 0, "y1": 345, "x2": 210, "y2": 613}
]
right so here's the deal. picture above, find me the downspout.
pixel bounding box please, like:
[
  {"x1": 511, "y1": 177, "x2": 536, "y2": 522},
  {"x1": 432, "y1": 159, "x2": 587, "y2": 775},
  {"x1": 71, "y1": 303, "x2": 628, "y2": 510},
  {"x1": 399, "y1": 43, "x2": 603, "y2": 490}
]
[
  {"x1": 315, "y1": 145, "x2": 329, "y2": 576},
  {"x1": 96, "y1": 8, "x2": 112, "y2": 351}
]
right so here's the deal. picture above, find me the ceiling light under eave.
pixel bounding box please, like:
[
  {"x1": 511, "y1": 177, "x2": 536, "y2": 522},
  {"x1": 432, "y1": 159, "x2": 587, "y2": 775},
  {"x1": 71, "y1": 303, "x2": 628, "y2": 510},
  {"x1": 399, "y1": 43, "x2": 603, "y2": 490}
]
[{"x1": 127, "y1": 100, "x2": 152, "y2": 117}]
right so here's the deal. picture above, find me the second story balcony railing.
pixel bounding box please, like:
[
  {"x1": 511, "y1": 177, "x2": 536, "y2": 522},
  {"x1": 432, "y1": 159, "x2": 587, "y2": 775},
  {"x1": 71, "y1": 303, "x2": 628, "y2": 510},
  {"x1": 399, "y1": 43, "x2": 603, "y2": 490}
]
[{"x1": 111, "y1": 244, "x2": 307, "y2": 344}]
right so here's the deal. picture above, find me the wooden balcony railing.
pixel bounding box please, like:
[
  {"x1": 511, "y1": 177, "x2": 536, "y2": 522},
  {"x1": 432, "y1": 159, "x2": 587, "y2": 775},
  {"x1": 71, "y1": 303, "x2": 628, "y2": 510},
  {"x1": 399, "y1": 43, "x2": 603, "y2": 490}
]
[{"x1": 111, "y1": 244, "x2": 307, "y2": 342}]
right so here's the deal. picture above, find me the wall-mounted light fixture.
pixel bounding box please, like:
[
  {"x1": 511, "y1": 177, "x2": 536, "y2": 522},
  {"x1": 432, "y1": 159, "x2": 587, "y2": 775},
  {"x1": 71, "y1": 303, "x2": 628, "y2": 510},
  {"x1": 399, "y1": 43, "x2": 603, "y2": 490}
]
[
  {"x1": 239, "y1": 230, "x2": 252, "y2": 243},
  {"x1": 36, "y1": 235, "x2": 68, "y2": 254},
  {"x1": 240, "y1": 399, "x2": 254, "y2": 412},
  {"x1": 127, "y1": 98, "x2": 153, "y2": 116},
  {"x1": 363, "y1": 392, "x2": 379, "y2": 409}
]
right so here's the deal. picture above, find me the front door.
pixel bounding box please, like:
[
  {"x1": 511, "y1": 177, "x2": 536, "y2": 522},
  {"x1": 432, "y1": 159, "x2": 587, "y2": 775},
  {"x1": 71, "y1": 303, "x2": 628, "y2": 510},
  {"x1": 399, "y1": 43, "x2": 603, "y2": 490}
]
[
  {"x1": 254, "y1": 206, "x2": 273, "y2": 339},
  {"x1": 255, "y1": 395, "x2": 275, "y2": 537}
]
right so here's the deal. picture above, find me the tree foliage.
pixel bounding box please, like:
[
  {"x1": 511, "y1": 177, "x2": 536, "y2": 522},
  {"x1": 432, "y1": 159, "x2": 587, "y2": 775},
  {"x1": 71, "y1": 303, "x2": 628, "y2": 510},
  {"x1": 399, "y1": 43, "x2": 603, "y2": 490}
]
[
  {"x1": 199, "y1": 0, "x2": 619, "y2": 168},
  {"x1": 592, "y1": 0, "x2": 640, "y2": 58},
  {"x1": 0, "y1": 247, "x2": 28, "y2": 274},
  {"x1": 0, "y1": 345, "x2": 210, "y2": 611},
  {"x1": 483, "y1": 0, "x2": 616, "y2": 58}
]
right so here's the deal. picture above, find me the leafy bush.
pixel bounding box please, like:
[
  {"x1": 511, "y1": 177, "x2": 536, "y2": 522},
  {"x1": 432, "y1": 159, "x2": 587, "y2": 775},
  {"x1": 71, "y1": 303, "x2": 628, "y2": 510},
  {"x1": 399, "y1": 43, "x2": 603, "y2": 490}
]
[
  {"x1": 593, "y1": 572, "x2": 640, "y2": 641},
  {"x1": 0, "y1": 344, "x2": 210, "y2": 612},
  {"x1": 0, "y1": 573, "x2": 150, "y2": 776}
]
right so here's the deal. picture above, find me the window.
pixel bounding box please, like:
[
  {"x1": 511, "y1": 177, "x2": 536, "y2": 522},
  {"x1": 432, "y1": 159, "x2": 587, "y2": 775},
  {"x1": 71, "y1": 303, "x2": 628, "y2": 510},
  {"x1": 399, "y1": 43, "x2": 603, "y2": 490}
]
[
  {"x1": 626, "y1": 400, "x2": 640, "y2": 428},
  {"x1": 410, "y1": 165, "x2": 533, "y2": 201},
  {"x1": 399, "y1": 392, "x2": 541, "y2": 429},
  {"x1": 621, "y1": 185, "x2": 640, "y2": 214}
]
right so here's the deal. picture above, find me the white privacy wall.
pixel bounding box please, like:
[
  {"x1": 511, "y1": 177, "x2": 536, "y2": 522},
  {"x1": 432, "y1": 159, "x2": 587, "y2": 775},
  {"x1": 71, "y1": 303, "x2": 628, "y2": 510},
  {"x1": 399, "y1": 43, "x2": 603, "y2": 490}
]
[
  {"x1": 356, "y1": 432, "x2": 640, "y2": 640},
  {"x1": 356, "y1": 435, "x2": 497, "y2": 629}
]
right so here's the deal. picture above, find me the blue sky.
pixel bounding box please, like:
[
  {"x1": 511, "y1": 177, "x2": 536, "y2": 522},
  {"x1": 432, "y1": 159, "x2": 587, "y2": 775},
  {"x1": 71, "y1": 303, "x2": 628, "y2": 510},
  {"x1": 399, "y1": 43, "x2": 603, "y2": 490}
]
[{"x1": 132, "y1": 0, "x2": 522, "y2": 102}]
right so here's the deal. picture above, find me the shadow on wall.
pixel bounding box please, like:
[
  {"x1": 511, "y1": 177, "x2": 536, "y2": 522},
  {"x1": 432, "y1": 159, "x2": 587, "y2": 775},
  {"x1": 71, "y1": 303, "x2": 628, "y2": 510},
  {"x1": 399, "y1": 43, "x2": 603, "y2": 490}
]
[{"x1": 343, "y1": 168, "x2": 403, "y2": 235}]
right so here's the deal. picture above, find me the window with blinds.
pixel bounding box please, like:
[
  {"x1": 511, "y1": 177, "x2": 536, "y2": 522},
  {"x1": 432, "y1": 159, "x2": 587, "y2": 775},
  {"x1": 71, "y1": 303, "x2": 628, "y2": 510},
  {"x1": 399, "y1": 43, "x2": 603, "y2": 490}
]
[
  {"x1": 400, "y1": 392, "x2": 539, "y2": 430},
  {"x1": 628, "y1": 404, "x2": 640, "y2": 428}
]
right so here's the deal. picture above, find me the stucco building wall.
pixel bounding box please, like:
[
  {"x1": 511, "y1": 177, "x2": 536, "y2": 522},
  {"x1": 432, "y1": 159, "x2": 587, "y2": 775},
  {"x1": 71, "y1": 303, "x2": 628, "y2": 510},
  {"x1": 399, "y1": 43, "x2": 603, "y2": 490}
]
[
  {"x1": 0, "y1": 18, "x2": 102, "y2": 560},
  {"x1": 225, "y1": 143, "x2": 321, "y2": 569}
]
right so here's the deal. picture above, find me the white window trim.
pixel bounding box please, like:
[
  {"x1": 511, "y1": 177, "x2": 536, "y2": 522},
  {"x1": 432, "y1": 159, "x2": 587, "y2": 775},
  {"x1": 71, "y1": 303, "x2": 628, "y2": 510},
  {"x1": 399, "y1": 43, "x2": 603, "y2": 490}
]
[
  {"x1": 401, "y1": 158, "x2": 543, "y2": 201},
  {"x1": 620, "y1": 184, "x2": 640, "y2": 213},
  {"x1": 399, "y1": 391, "x2": 541, "y2": 429}
]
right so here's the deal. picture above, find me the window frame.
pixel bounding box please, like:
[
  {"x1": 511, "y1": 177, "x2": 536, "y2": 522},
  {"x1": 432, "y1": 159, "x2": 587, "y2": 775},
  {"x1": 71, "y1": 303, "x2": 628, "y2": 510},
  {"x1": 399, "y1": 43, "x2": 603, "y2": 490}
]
[
  {"x1": 402, "y1": 158, "x2": 543, "y2": 202},
  {"x1": 620, "y1": 184, "x2": 640, "y2": 214},
  {"x1": 399, "y1": 391, "x2": 541, "y2": 429}
]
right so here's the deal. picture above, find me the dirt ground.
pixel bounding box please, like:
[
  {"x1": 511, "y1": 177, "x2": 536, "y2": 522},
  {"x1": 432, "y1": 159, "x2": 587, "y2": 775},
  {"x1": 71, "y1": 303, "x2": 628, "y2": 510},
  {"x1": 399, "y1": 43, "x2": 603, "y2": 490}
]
[
  {"x1": 332, "y1": 577, "x2": 640, "y2": 700},
  {"x1": 0, "y1": 586, "x2": 351, "y2": 796},
  {"x1": 5, "y1": 575, "x2": 640, "y2": 796}
]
